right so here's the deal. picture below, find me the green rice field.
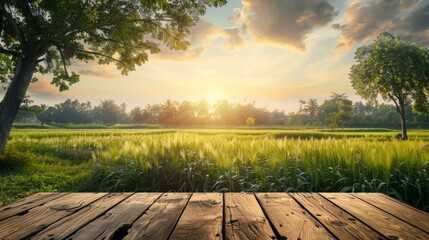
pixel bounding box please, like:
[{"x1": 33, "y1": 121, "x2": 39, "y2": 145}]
[{"x1": 1, "y1": 128, "x2": 428, "y2": 212}]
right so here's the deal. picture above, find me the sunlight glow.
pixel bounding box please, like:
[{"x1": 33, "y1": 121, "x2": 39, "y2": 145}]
[{"x1": 205, "y1": 91, "x2": 225, "y2": 107}]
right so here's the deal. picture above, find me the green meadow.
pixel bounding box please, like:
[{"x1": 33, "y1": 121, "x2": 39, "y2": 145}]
[{"x1": 1, "y1": 128, "x2": 428, "y2": 212}]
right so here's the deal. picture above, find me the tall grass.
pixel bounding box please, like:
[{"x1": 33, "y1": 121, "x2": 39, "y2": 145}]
[{"x1": 3, "y1": 129, "x2": 429, "y2": 211}]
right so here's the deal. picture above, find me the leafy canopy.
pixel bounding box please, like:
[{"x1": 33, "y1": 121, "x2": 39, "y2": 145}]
[
  {"x1": 349, "y1": 32, "x2": 429, "y2": 114},
  {"x1": 0, "y1": 0, "x2": 226, "y2": 91}
]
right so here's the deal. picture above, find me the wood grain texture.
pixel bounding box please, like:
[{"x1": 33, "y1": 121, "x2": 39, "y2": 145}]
[
  {"x1": 0, "y1": 192, "x2": 105, "y2": 239},
  {"x1": 352, "y1": 193, "x2": 429, "y2": 234},
  {"x1": 32, "y1": 193, "x2": 131, "y2": 240},
  {"x1": 291, "y1": 193, "x2": 386, "y2": 240},
  {"x1": 225, "y1": 193, "x2": 276, "y2": 240},
  {"x1": 1, "y1": 192, "x2": 427, "y2": 239},
  {"x1": 68, "y1": 193, "x2": 161, "y2": 240},
  {"x1": 321, "y1": 193, "x2": 429, "y2": 240},
  {"x1": 170, "y1": 193, "x2": 223, "y2": 240},
  {"x1": 377, "y1": 192, "x2": 429, "y2": 214},
  {"x1": 124, "y1": 193, "x2": 191, "y2": 240},
  {"x1": 256, "y1": 193, "x2": 335, "y2": 240},
  {"x1": 0, "y1": 193, "x2": 67, "y2": 221}
]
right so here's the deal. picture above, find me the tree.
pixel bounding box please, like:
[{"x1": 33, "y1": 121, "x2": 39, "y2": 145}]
[
  {"x1": 144, "y1": 104, "x2": 163, "y2": 124},
  {"x1": 52, "y1": 99, "x2": 92, "y2": 124},
  {"x1": 298, "y1": 100, "x2": 306, "y2": 114},
  {"x1": 37, "y1": 106, "x2": 56, "y2": 125},
  {"x1": 303, "y1": 98, "x2": 319, "y2": 117},
  {"x1": 193, "y1": 99, "x2": 210, "y2": 123},
  {"x1": 318, "y1": 92, "x2": 353, "y2": 130},
  {"x1": 93, "y1": 99, "x2": 121, "y2": 124},
  {"x1": 159, "y1": 99, "x2": 178, "y2": 124},
  {"x1": 176, "y1": 100, "x2": 195, "y2": 124},
  {"x1": 350, "y1": 32, "x2": 429, "y2": 139},
  {"x1": 130, "y1": 107, "x2": 144, "y2": 124},
  {"x1": 0, "y1": 0, "x2": 227, "y2": 153},
  {"x1": 213, "y1": 100, "x2": 232, "y2": 123},
  {"x1": 245, "y1": 117, "x2": 255, "y2": 127}
]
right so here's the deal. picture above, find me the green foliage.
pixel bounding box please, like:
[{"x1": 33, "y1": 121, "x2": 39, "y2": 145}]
[
  {"x1": 318, "y1": 93, "x2": 353, "y2": 129},
  {"x1": 350, "y1": 32, "x2": 429, "y2": 139},
  {"x1": 0, "y1": 0, "x2": 229, "y2": 154},
  {"x1": 17, "y1": 98, "x2": 287, "y2": 125},
  {"x1": 245, "y1": 117, "x2": 255, "y2": 126},
  {"x1": 0, "y1": 0, "x2": 227, "y2": 89},
  {"x1": 350, "y1": 32, "x2": 429, "y2": 113},
  {"x1": 92, "y1": 99, "x2": 129, "y2": 124},
  {"x1": 2, "y1": 129, "x2": 429, "y2": 212}
]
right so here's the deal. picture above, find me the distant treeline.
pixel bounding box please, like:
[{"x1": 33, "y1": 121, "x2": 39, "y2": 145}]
[{"x1": 14, "y1": 93, "x2": 429, "y2": 128}]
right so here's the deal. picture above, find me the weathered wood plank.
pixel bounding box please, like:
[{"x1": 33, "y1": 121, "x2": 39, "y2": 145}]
[
  {"x1": 0, "y1": 192, "x2": 106, "y2": 239},
  {"x1": 352, "y1": 193, "x2": 429, "y2": 234},
  {"x1": 0, "y1": 193, "x2": 68, "y2": 222},
  {"x1": 32, "y1": 193, "x2": 131, "y2": 240},
  {"x1": 123, "y1": 193, "x2": 191, "y2": 240},
  {"x1": 377, "y1": 192, "x2": 429, "y2": 214},
  {"x1": 291, "y1": 193, "x2": 386, "y2": 240},
  {"x1": 170, "y1": 193, "x2": 223, "y2": 240},
  {"x1": 256, "y1": 193, "x2": 335, "y2": 240},
  {"x1": 0, "y1": 193, "x2": 56, "y2": 210},
  {"x1": 321, "y1": 193, "x2": 429, "y2": 240},
  {"x1": 224, "y1": 193, "x2": 276, "y2": 240},
  {"x1": 68, "y1": 193, "x2": 161, "y2": 240}
]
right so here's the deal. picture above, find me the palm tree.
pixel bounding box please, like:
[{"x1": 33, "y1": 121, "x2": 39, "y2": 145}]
[
  {"x1": 94, "y1": 99, "x2": 120, "y2": 124},
  {"x1": 298, "y1": 100, "x2": 306, "y2": 114},
  {"x1": 160, "y1": 99, "x2": 178, "y2": 123},
  {"x1": 303, "y1": 98, "x2": 319, "y2": 117}
]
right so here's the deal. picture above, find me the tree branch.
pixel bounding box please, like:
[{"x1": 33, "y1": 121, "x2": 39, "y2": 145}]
[
  {"x1": 134, "y1": 18, "x2": 174, "y2": 22},
  {"x1": 0, "y1": 11, "x2": 4, "y2": 36},
  {"x1": 388, "y1": 93, "x2": 401, "y2": 114},
  {"x1": 86, "y1": 32, "x2": 154, "y2": 50},
  {"x1": 18, "y1": 0, "x2": 37, "y2": 37},
  {"x1": 0, "y1": 47, "x2": 19, "y2": 57},
  {"x1": 0, "y1": 4, "x2": 26, "y2": 46},
  {"x1": 56, "y1": 46, "x2": 70, "y2": 77},
  {"x1": 131, "y1": 20, "x2": 185, "y2": 45},
  {"x1": 79, "y1": 50, "x2": 124, "y2": 65},
  {"x1": 65, "y1": 17, "x2": 174, "y2": 37},
  {"x1": 65, "y1": 16, "x2": 127, "y2": 37}
]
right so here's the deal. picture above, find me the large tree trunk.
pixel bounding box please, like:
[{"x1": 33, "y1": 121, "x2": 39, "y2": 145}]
[
  {"x1": 0, "y1": 53, "x2": 38, "y2": 154},
  {"x1": 398, "y1": 101, "x2": 408, "y2": 140}
]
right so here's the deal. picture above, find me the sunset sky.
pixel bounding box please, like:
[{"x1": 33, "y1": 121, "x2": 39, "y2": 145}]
[{"x1": 24, "y1": 0, "x2": 429, "y2": 112}]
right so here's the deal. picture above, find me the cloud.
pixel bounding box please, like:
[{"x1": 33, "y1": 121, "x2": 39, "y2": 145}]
[
  {"x1": 222, "y1": 28, "x2": 245, "y2": 50},
  {"x1": 154, "y1": 19, "x2": 245, "y2": 61},
  {"x1": 335, "y1": 0, "x2": 429, "y2": 49},
  {"x1": 233, "y1": 0, "x2": 338, "y2": 50},
  {"x1": 395, "y1": 2, "x2": 429, "y2": 47},
  {"x1": 26, "y1": 75, "x2": 75, "y2": 104},
  {"x1": 78, "y1": 69, "x2": 116, "y2": 78},
  {"x1": 28, "y1": 75, "x2": 60, "y2": 94}
]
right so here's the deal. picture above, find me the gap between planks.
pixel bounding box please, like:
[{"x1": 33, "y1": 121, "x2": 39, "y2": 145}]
[{"x1": 1, "y1": 192, "x2": 428, "y2": 240}]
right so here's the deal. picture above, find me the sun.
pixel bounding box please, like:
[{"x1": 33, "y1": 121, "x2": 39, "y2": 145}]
[{"x1": 204, "y1": 91, "x2": 225, "y2": 106}]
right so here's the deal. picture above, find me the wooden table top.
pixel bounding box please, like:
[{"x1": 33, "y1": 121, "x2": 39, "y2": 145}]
[{"x1": 0, "y1": 192, "x2": 428, "y2": 239}]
